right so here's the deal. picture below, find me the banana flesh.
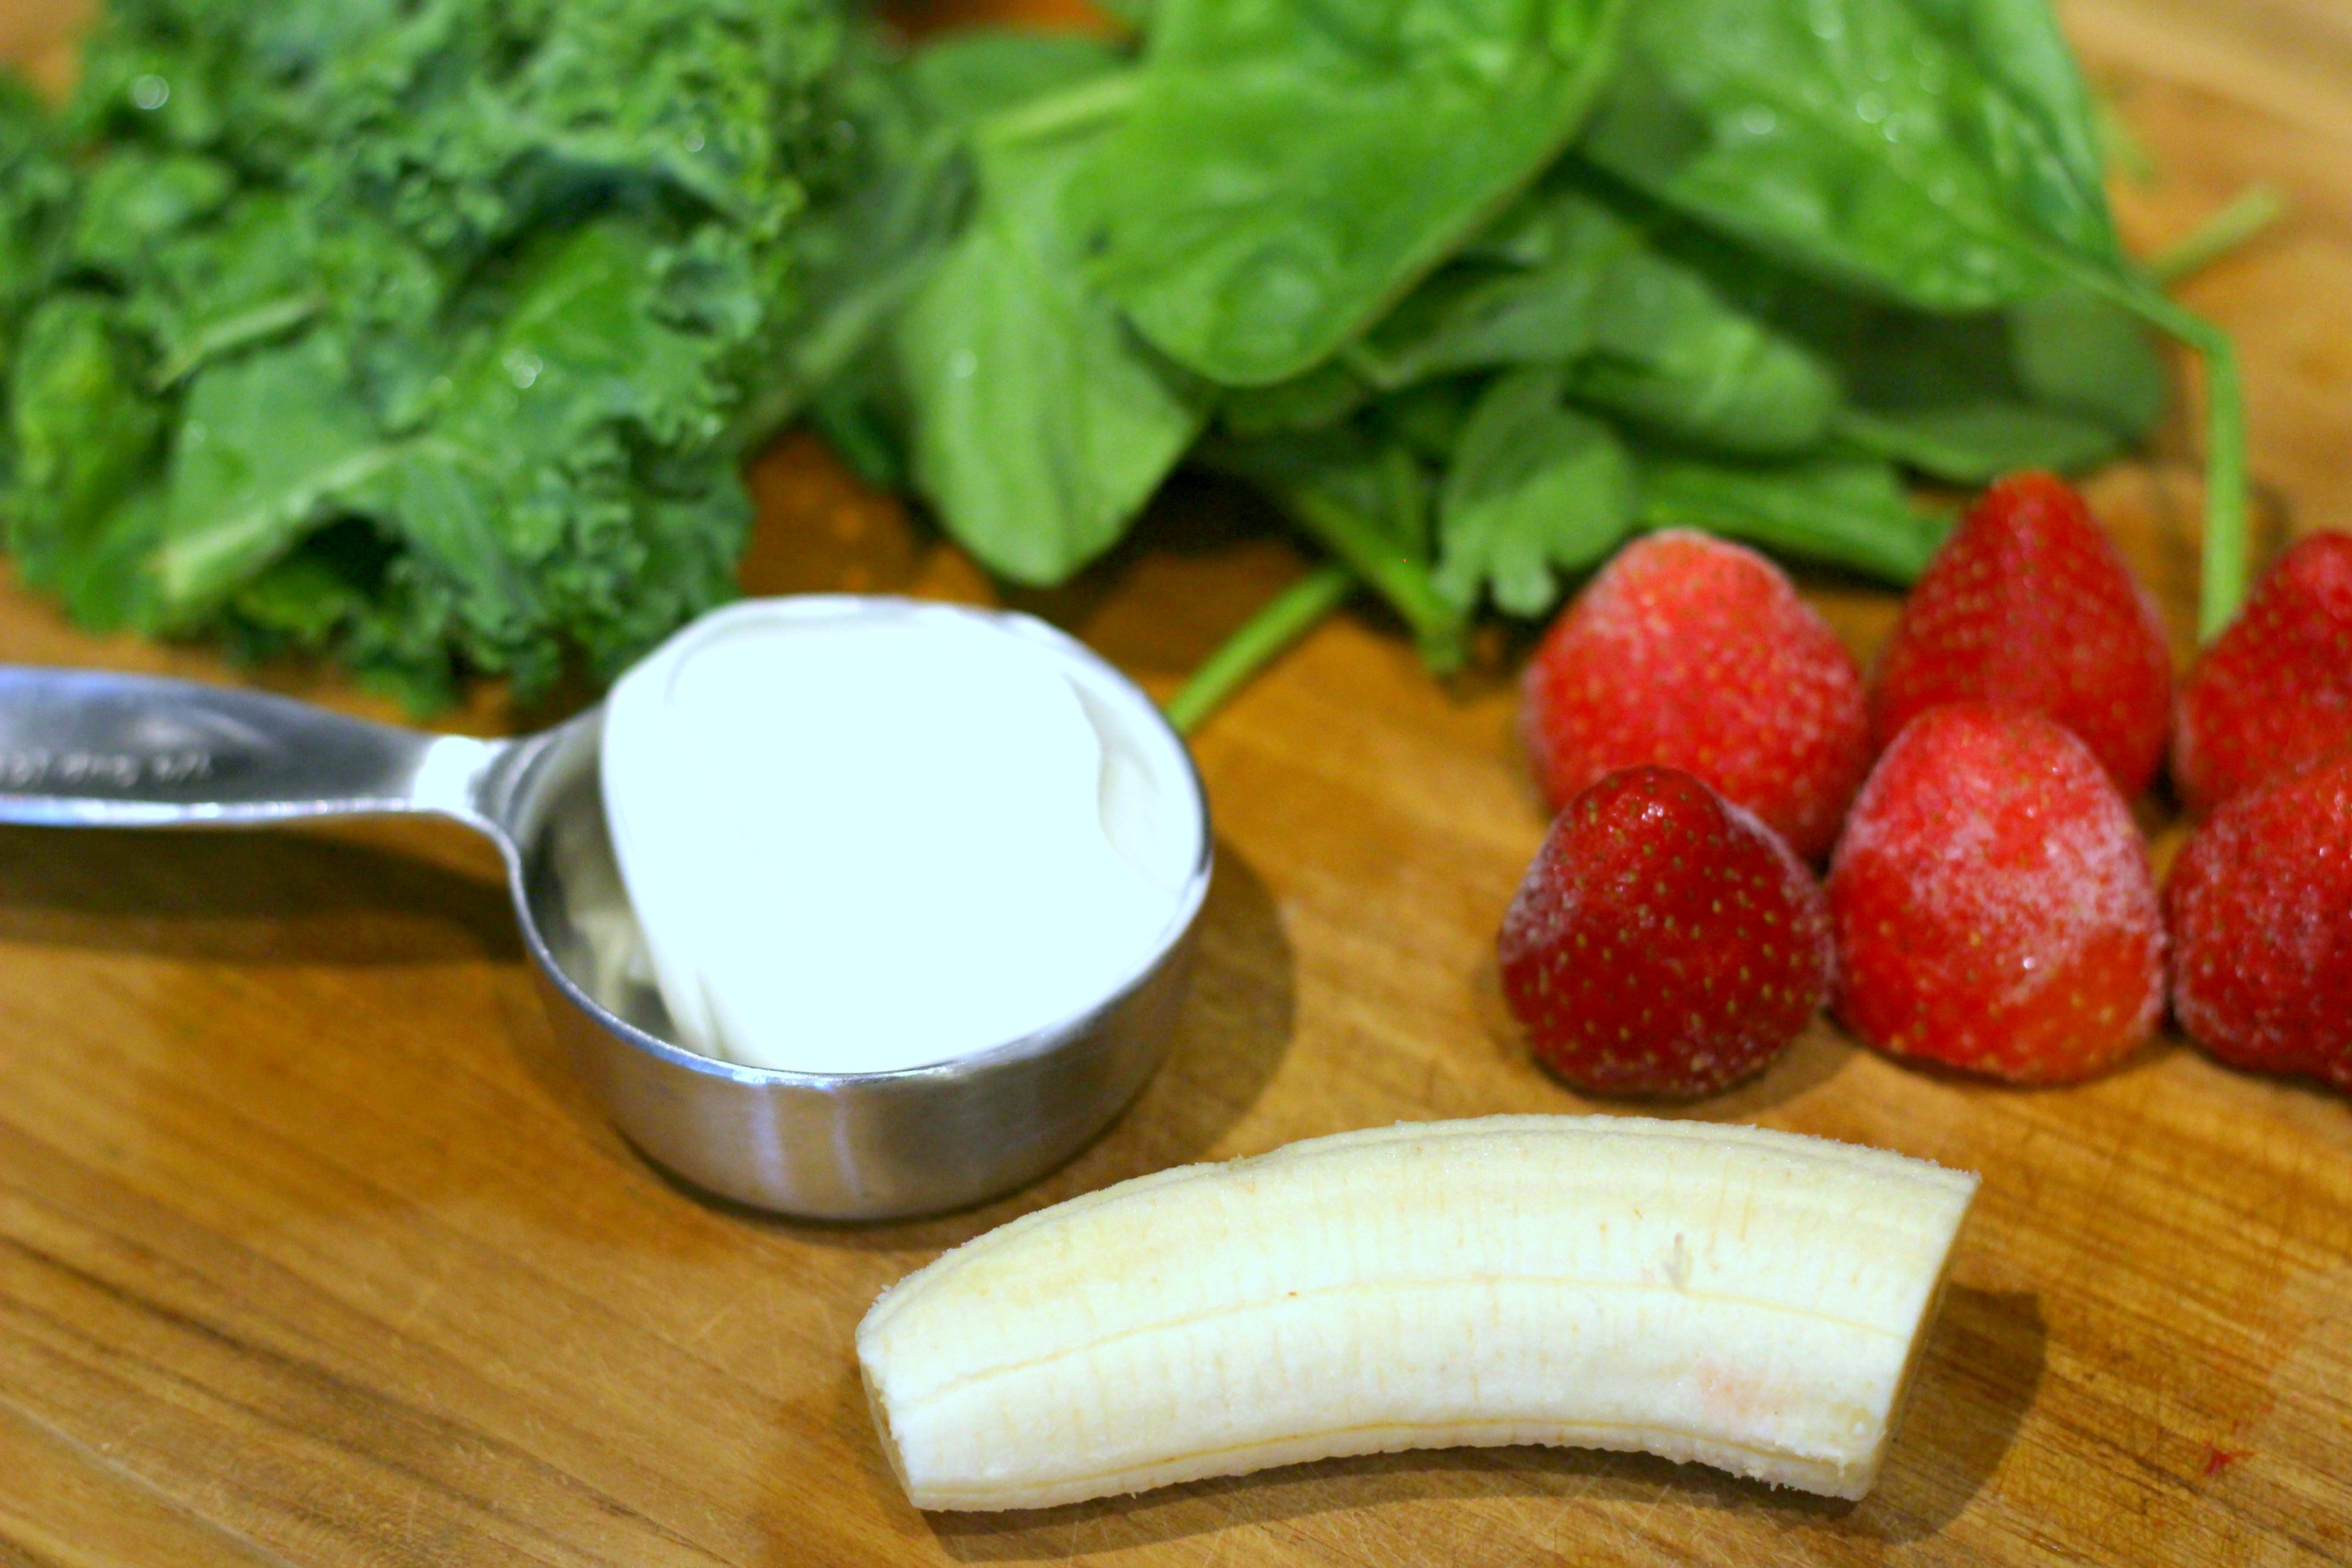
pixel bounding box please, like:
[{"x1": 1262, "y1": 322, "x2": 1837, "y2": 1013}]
[{"x1": 857, "y1": 1115, "x2": 1977, "y2": 1511}]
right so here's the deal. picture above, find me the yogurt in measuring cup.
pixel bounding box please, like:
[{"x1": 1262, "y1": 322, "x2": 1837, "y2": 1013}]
[{"x1": 598, "y1": 598, "x2": 1202, "y2": 1075}]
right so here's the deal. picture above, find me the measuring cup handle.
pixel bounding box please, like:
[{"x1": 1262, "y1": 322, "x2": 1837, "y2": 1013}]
[{"x1": 0, "y1": 665, "x2": 502, "y2": 829}]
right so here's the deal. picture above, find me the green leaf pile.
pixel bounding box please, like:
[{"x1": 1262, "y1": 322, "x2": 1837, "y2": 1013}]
[
  {"x1": 0, "y1": 0, "x2": 2251, "y2": 714},
  {"x1": 0, "y1": 0, "x2": 914, "y2": 707},
  {"x1": 831, "y1": 0, "x2": 2242, "y2": 709}
]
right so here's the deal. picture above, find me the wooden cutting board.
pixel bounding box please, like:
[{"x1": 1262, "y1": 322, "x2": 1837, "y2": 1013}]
[{"x1": 1, "y1": 1, "x2": 2348, "y2": 1562}]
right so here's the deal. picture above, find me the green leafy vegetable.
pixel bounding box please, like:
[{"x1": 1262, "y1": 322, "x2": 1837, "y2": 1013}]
[
  {"x1": 1434, "y1": 369, "x2": 1634, "y2": 613},
  {"x1": 1350, "y1": 252, "x2": 1608, "y2": 391},
  {"x1": 1072, "y1": 0, "x2": 1633, "y2": 383},
  {"x1": 2005, "y1": 287, "x2": 2166, "y2": 437},
  {"x1": 1579, "y1": 0, "x2": 2244, "y2": 634},
  {"x1": 1, "y1": 0, "x2": 911, "y2": 705},
  {"x1": 1200, "y1": 422, "x2": 1465, "y2": 668},
  {"x1": 1789, "y1": 289, "x2": 2157, "y2": 482},
  {"x1": 4, "y1": 0, "x2": 2251, "y2": 725},
  {"x1": 841, "y1": 0, "x2": 2242, "y2": 723},
  {"x1": 1637, "y1": 448, "x2": 1949, "y2": 582},
  {"x1": 1834, "y1": 401, "x2": 2120, "y2": 483},
  {"x1": 0, "y1": 75, "x2": 72, "y2": 493},
  {"x1": 1219, "y1": 362, "x2": 1371, "y2": 439},
  {"x1": 6, "y1": 295, "x2": 167, "y2": 625},
  {"x1": 1369, "y1": 379, "x2": 1477, "y2": 464},
  {"x1": 906, "y1": 28, "x2": 1124, "y2": 126},
  {"x1": 157, "y1": 328, "x2": 384, "y2": 610},
  {"x1": 892, "y1": 66, "x2": 1209, "y2": 583},
  {"x1": 1569, "y1": 257, "x2": 1834, "y2": 457},
  {"x1": 1581, "y1": 0, "x2": 2119, "y2": 308},
  {"x1": 1353, "y1": 178, "x2": 1836, "y2": 454}
]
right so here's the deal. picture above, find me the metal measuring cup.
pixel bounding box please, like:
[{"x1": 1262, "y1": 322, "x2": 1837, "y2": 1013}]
[{"x1": 0, "y1": 599, "x2": 1213, "y2": 1221}]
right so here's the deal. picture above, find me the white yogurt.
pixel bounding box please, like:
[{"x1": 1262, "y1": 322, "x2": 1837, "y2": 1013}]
[{"x1": 598, "y1": 598, "x2": 1200, "y2": 1075}]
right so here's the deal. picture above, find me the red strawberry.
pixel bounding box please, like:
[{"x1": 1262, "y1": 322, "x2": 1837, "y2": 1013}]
[
  {"x1": 2167, "y1": 751, "x2": 2352, "y2": 1088},
  {"x1": 1499, "y1": 766, "x2": 1833, "y2": 1097},
  {"x1": 1520, "y1": 530, "x2": 1868, "y2": 861},
  {"x1": 1871, "y1": 471, "x2": 2172, "y2": 797},
  {"x1": 1829, "y1": 703, "x2": 2163, "y2": 1083},
  {"x1": 2172, "y1": 530, "x2": 2352, "y2": 817}
]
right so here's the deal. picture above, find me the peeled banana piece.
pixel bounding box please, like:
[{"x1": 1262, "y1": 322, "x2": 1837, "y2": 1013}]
[{"x1": 857, "y1": 1116, "x2": 1977, "y2": 1511}]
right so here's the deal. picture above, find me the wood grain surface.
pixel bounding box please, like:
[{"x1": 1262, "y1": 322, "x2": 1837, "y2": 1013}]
[{"x1": 2, "y1": 2, "x2": 2349, "y2": 1563}]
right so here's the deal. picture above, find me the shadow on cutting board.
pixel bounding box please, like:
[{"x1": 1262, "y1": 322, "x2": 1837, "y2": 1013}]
[
  {"x1": 908, "y1": 1284, "x2": 2043, "y2": 1558},
  {"x1": 0, "y1": 818, "x2": 517, "y2": 968},
  {"x1": 1469, "y1": 951, "x2": 1866, "y2": 1119}
]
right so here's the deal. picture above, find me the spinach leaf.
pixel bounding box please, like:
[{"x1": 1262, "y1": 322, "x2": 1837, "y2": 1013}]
[
  {"x1": 1834, "y1": 402, "x2": 2119, "y2": 482},
  {"x1": 1219, "y1": 360, "x2": 1372, "y2": 438},
  {"x1": 1073, "y1": 0, "x2": 1633, "y2": 384},
  {"x1": 1200, "y1": 423, "x2": 1432, "y2": 557},
  {"x1": 1637, "y1": 447, "x2": 1948, "y2": 583},
  {"x1": 1435, "y1": 369, "x2": 1635, "y2": 613},
  {"x1": 1353, "y1": 179, "x2": 1835, "y2": 454},
  {"x1": 893, "y1": 74, "x2": 1209, "y2": 584},
  {"x1": 807, "y1": 365, "x2": 909, "y2": 492},
  {"x1": 1664, "y1": 216, "x2": 2164, "y2": 480},
  {"x1": 1350, "y1": 254, "x2": 1608, "y2": 391},
  {"x1": 2006, "y1": 286, "x2": 2166, "y2": 437},
  {"x1": 1197, "y1": 421, "x2": 1467, "y2": 667},
  {"x1": 1370, "y1": 378, "x2": 1477, "y2": 462},
  {"x1": 793, "y1": 35, "x2": 1138, "y2": 497},
  {"x1": 1581, "y1": 0, "x2": 2120, "y2": 310},
  {"x1": 1796, "y1": 288, "x2": 2146, "y2": 481},
  {"x1": 1569, "y1": 247, "x2": 1835, "y2": 455},
  {"x1": 1903, "y1": 0, "x2": 2107, "y2": 203}
]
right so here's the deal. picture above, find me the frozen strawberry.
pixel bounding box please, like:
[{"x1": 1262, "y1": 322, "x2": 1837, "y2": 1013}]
[
  {"x1": 2167, "y1": 751, "x2": 2352, "y2": 1088},
  {"x1": 2172, "y1": 530, "x2": 2352, "y2": 817},
  {"x1": 1829, "y1": 703, "x2": 2163, "y2": 1083},
  {"x1": 1499, "y1": 766, "x2": 1833, "y2": 1097},
  {"x1": 1871, "y1": 471, "x2": 2172, "y2": 797},
  {"x1": 1520, "y1": 530, "x2": 1868, "y2": 861}
]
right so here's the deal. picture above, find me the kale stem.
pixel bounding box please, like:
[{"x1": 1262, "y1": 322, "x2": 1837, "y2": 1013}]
[
  {"x1": 2148, "y1": 186, "x2": 2287, "y2": 287},
  {"x1": 974, "y1": 70, "x2": 1141, "y2": 149},
  {"x1": 1269, "y1": 483, "x2": 1467, "y2": 671},
  {"x1": 150, "y1": 295, "x2": 323, "y2": 389},
  {"x1": 1163, "y1": 564, "x2": 1355, "y2": 735}
]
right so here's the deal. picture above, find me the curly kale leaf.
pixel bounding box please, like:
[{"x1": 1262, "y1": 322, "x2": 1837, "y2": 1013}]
[{"x1": 3, "y1": 0, "x2": 906, "y2": 707}]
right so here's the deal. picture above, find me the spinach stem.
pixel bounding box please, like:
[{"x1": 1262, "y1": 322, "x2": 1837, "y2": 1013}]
[
  {"x1": 2099, "y1": 281, "x2": 2249, "y2": 639},
  {"x1": 1271, "y1": 483, "x2": 1466, "y2": 671},
  {"x1": 2093, "y1": 94, "x2": 2159, "y2": 189},
  {"x1": 1164, "y1": 563, "x2": 1355, "y2": 735},
  {"x1": 2147, "y1": 186, "x2": 2287, "y2": 287}
]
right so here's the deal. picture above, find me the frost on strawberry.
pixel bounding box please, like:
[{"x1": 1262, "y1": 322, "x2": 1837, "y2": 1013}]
[
  {"x1": 2167, "y1": 751, "x2": 2352, "y2": 1089},
  {"x1": 1518, "y1": 530, "x2": 1869, "y2": 861},
  {"x1": 1871, "y1": 472, "x2": 2172, "y2": 798},
  {"x1": 2173, "y1": 530, "x2": 2352, "y2": 817},
  {"x1": 1829, "y1": 704, "x2": 2163, "y2": 1084},
  {"x1": 1499, "y1": 766, "x2": 1833, "y2": 1098}
]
